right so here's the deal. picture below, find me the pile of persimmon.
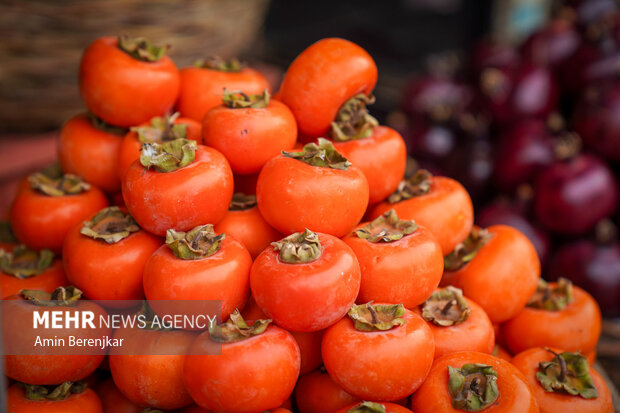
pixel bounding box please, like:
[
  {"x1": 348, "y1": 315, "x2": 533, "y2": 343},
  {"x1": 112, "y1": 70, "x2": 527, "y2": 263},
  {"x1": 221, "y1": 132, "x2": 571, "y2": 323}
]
[{"x1": 1, "y1": 34, "x2": 613, "y2": 413}]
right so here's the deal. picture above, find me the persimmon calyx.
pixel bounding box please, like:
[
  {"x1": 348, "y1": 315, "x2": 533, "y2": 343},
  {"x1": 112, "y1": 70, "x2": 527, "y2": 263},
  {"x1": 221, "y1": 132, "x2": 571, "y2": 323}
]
[
  {"x1": 80, "y1": 206, "x2": 139, "y2": 244},
  {"x1": 527, "y1": 278, "x2": 573, "y2": 311},
  {"x1": 117, "y1": 35, "x2": 169, "y2": 62},
  {"x1": 448, "y1": 364, "x2": 499, "y2": 411},
  {"x1": 29, "y1": 171, "x2": 90, "y2": 196},
  {"x1": 194, "y1": 56, "x2": 245, "y2": 72},
  {"x1": 87, "y1": 112, "x2": 128, "y2": 135},
  {"x1": 229, "y1": 193, "x2": 257, "y2": 211},
  {"x1": 21, "y1": 286, "x2": 83, "y2": 307},
  {"x1": 330, "y1": 94, "x2": 378, "y2": 142},
  {"x1": 444, "y1": 228, "x2": 493, "y2": 272},
  {"x1": 131, "y1": 112, "x2": 188, "y2": 144},
  {"x1": 166, "y1": 224, "x2": 224, "y2": 260},
  {"x1": 388, "y1": 169, "x2": 433, "y2": 203},
  {"x1": 0, "y1": 221, "x2": 17, "y2": 244},
  {"x1": 135, "y1": 301, "x2": 173, "y2": 332},
  {"x1": 347, "y1": 401, "x2": 386, "y2": 413},
  {"x1": 272, "y1": 229, "x2": 322, "y2": 264},
  {"x1": 354, "y1": 209, "x2": 418, "y2": 243},
  {"x1": 422, "y1": 286, "x2": 471, "y2": 326},
  {"x1": 222, "y1": 89, "x2": 270, "y2": 109},
  {"x1": 348, "y1": 302, "x2": 405, "y2": 332},
  {"x1": 140, "y1": 138, "x2": 197, "y2": 172},
  {"x1": 536, "y1": 349, "x2": 598, "y2": 399},
  {"x1": 282, "y1": 138, "x2": 351, "y2": 170},
  {"x1": 209, "y1": 309, "x2": 272, "y2": 343},
  {"x1": 0, "y1": 245, "x2": 54, "y2": 279},
  {"x1": 24, "y1": 381, "x2": 87, "y2": 401}
]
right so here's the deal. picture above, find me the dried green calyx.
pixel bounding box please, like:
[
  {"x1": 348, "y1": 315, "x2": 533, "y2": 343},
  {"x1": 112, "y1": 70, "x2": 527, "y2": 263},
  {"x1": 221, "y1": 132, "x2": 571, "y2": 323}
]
[
  {"x1": 444, "y1": 228, "x2": 493, "y2": 272},
  {"x1": 140, "y1": 138, "x2": 197, "y2": 172},
  {"x1": 536, "y1": 349, "x2": 598, "y2": 399},
  {"x1": 21, "y1": 286, "x2": 82, "y2": 307},
  {"x1": 229, "y1": 193, "x2": 257, "y2": 211},
  {"x1": 0, "y1": 221, "x2": 17, "y2": 244},
  {"x1": 348, "y1": 302, "x2": 405, "y2": 332},
  {"x1": 354, "y1": 209, "x2": 418, "y2": 243},
  {"x1": 422, "y1": 286, "x2": 471, "y2": 326},
  {"x1": 527, "y1": 278, "x2": 573, "y2": 311},
  {"x1": 88, "y1": 112, "x2": 128, "y2": 135},
  {"x1": 347, "y1": 401, "x2": 386, "y2": 413},
  {"x1": 131, "y1": 112, "x2": 188, "y2": 144},
  {"x1": 448, "y1": 364, "x2": 499, "y2": 411},
  {"x1": 80, "y1": 207, "x2": 139, "y2": 244},
  {"x1": 194, "y1": 56, "x2": 245, "y2": 72},
  {"x1": 282, "y1": 138, "x2": 351, "y2": 170},
  {"x1": 272, "y1": 229, "x2": 322, "y2": 264},
  {"x1": 166, "y1": 224, "x2": 224, "y2": 260},
  {"x1": 117, "y1": 35, "x2": 168, "y2": 62},
  {"x1": 387, "y1": 169, "x2": 433, "y2": 203},
  {"x1": 29, "y1": 171, "x2": 90, "y2": 197},
  {"x1": 23, "y1": 381, "x2": 87, "y2": 401},
  {"x1": 0, "y1": 245, "x2": 54, "y2": 279},
  {"x1": 222, "y1": 89, "x2": 270, "y2": 109},
  {"x1": 329, "y1": 94, "x2": 378, "y2": 142},
  {"x1": 209, "y1": 309, "x2": 271, "y2": 343}
]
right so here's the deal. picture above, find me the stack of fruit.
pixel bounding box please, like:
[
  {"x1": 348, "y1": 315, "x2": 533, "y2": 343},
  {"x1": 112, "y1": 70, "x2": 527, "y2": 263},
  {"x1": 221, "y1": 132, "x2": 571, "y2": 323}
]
[{"x1": 1, "y1": 33, "x2": 615, "y2": 413}]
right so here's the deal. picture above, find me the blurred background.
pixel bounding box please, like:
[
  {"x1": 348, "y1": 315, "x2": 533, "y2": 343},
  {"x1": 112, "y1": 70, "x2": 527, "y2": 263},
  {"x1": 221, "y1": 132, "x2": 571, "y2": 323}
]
[{"x1": 1, "y1": 0, "x2": 620, "y2": 400}]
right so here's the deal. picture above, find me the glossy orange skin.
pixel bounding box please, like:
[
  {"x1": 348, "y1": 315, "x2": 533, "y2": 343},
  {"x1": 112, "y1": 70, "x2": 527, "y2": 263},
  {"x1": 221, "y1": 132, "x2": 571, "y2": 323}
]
[
  {"x1": 413, "y1": 296, "x2": 495, "y2": 359},
  {"x1": 0, "y1": 258, "x2": 68, "y2": 299},
  {"x1": 290, "y1": 330, "x2": 324, "y2": 375},
  {"x1": 322, "y1": 308, "x2": 435, "y2": 401},
  {"x1": 502, "y1": 284, "x2": 602, "y2": 355},
  {"x1": 334, "y1": 126, "x2": 407, "y2": 205},
  {"x1": 250, "y1": 233, "x2": 361, "y2": 332},
  {"x1": 117, "y1": 116, "x2": 202, "y2": 180},
  {"x1": 411, "y1": 351, "x2": 539, "y2": 413},
  {"x1": 334, "y1": 403, "x2": 413, "y2": 413},
  {"x1": 295, "y1": 369, "x2": 360, "y2": 413},
  {"x1": 370, "y1": 176, "x2": 473, "y2": 255},
  {"x1": 96, "y1": 379, "x2": 142, "y2": 413},
  {"x1": 279, "y1": 38, "x2": 378, "y2": 137},
  {"x1": 511, "y1": 348, "x2": 613, "y2": 413},
  {"x1": 184, "y1": 324, "x2": 300, "y2": 413},
  {"x1": 109, "y1": 328, "x2": 195, "y2": 409},
  {"x1": 202, "y1": 100, "x2": 297, "y2": 174},
  {"x1": 10, "y1": 186, "x2": 109, "y2": 254},
  {"x1": 79, "y1": 36, "x2": 180, "y2": 127},
  {"x1": 241, "y1": 294, "x2": 268, "y2": 321},
  {"x1": 63, "y1": 219, "x2": 161, "y2": 304},
  {"x1": 122, "y1": 145, "x2": 233, "y2": 236},
  {"x1": 442, "y1": 225, "x2": 541, "y2": 323},
  {"x1": 257, "y1": 156, "x2": 369, "y2": 237},
  {"x1": 143, "y1": 236, "x2": 251, "y2": 321},
  {"x1": 343, "y1": 223, "x2": 443, "y2": 308},
  {"x1": 495, "y1": 345, "x2": 513, "y2": 362},
  {"x1": 177, "y1": 66, "x2": 270, "y2": 122},
  {"x1": 214, "y1": 205, "x2": 281, "y2": 259},
  {"x1": 7, "y1": 384, "x2": 103, "y2": 413},
  {"x1": 59, "y1": 114, "x2": 123, "y2": 193}
]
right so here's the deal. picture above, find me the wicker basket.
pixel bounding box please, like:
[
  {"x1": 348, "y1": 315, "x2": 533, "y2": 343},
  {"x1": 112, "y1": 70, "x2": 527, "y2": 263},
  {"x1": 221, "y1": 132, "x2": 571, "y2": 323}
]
[{"x1": 0, "y1": 0, "x2": 270, "y2": 133}]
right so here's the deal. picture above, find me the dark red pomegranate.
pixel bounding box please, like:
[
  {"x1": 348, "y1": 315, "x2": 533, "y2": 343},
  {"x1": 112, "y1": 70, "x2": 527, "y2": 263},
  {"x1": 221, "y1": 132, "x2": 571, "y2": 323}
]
[
  {"x1": 401, "y1": 75, "x2": 474, "y2": 121},
  {"x1": 521, "y1": 19, "x2": 581, "y2": 68},
  {"x1": 471, "y1": 38, "x2": 520, "y2": 76},
  {"x1": 567, "y1": 0, "x2": 618, "y2": 27},
  {"x1": 405, "y1": 120, "x2": 459, "y2": 164},
  {"x1": 534, "y1": 153, "x2": 618, "y2": 235}
]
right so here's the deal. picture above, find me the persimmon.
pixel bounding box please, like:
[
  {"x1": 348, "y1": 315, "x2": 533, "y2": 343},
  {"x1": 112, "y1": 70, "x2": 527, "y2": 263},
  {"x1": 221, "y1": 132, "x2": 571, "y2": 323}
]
[
  {"x1": 343, "y1": 210, "x2": 443, "y2": 308},
  {"x1": 122, "y1": 140, "x2": 233, "y2": 236},
  {"x1": 502, "y1": 278, "x2": 602, "y2": 355},
  {"x1": 96, "y1": 379, "x2": 141, "y2": 413},
  {"x1": 441, "y1": 225, "x2": 540, "y2": 323},
  {"x1": 410, "y1": 351, "x2": 539, "y2": 413},
  {"x1": 63, "y1": 207, "x2": 161, "y2": 304},
  {"x1": 241, "y1": 294, "x2": 267, "y2": 321},
  {"x1": 494, "y1": 345, "x2": 512, "y2": 362},
  {"x1": 79, "y1": 35, "x2": 180, "y2": 127},
  {"x1": 511, "y1": 348, "x2": 613, "y2": 413},
  {"x1": 177, "y1": 57, "x2": 270, "y2": 122},
  {"x1": 370, "y1": 170, "x2": 473, "y2": 254},
  {"x1": 10, "y1": 171, "x2": 108, "y2": 254},
  {"x1": 334, "y1": 401, "x2": 414, "y2": 413},
  {"x1": 233, "y1": 172, "x2": 260, "y2": 195},
  {"x1": 213, "y1": 193, "x2": 281, "y2": 259},
  {"x1": 279, "y1": 38, "x2": 378, "y2": 138},
  {"x1": 59, "y1": 114, "x2": 125, "y2": 193},
  {"x1": 295, "y1": 367, "x2": 360, "y2": 413},
  {"x1": 0, "y1": 221, "x2": 17, "y2": 252},
  {"x1": 291, "y1": 330, "x2": 324, "y2": 375},
  {"x1": 202, "y1": 90, "x2": 297, "y2": 174},
  {"x1": 322, "y1": 303, "x2": 435, "y2": 401},
  {"x1": 7, "y1": 382, "x2": 103, "y2": 413},
  {"x1": 250, "y1": 230, "x2": 361, "y2": 332},
  {"x1": 256, "y1": 139, "x2": 369, "y2": 237},
  {"x1": 414, "y1": 286, "x2": 495, "y2": 359}
]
